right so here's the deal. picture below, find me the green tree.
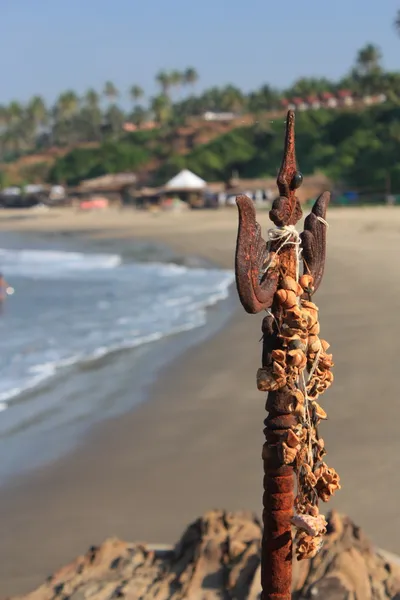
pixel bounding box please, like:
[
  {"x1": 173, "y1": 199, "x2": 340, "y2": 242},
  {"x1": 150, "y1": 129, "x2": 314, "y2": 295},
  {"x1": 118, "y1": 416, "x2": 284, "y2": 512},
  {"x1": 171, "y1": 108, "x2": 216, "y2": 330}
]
[
  {"x1": 84, "y1": 88, "x2": 100, "y2": 110},
  {"x1": 285, "y1": 77, "x2": 335, "y2": 97},
  {"x1": 389, "y1": 120, "x2": 400, "y2": 142},
  {"x1": 0, "y1": 105, "x2": 9, "y2": 143},
  {"x1": 49, "y1": 141, "x2": 149, "y2": 184},
  {"x1": 79, "y1": 90, "x2": 102, "y2": 142},
  {"x1": 381, "y1": 72, "x2": 400, "y2": 103},
  {"x1": 355, "y1": 43, "x2": 382, "y2": 76},
  {"x1": 55, "y1": 90, "x2": 79, "y2": 120},
  {"x1": 150, "y1": 94, "x2": 171, "y2": 125},
  {"x1": 130, "y1": 105, "x2": 148, "y2": 127},
  {"x1": 394, "y1": 9, "x2": 400, "y2": 36},
  {"x1": 7, "y1": 101, "x2": 23, "y2": 125},
  {"x1": 0, "y1": 170, "x2": 10, "y2": 188},
  {"x1": 219, "y1": 85, "x2": 245, "y2": 113},
  {"x1": 1, "y1": 101, "x2": 26, "y2": 154},
  {"x1": 26, "y1": 96, "x2": 48, "y2": 130},
  {"x1": 20, "y1": 161, "x2": 51, "y2": 183},
  {"x1": 183, "y1": 67, "x2": 198, "y2": 94},
  {"x1": 52, "y1": 91, "x2": 80, "y2": 145},
  {"x1": 170, "y1": 70, "x2": 183, "y2": 97},
  {"x1": 155, "y1": 71, "x2": 171, "y2": 96},
  {"x1": 247, "y1": 84, "x2": 281, "y2": 114},
  {"x1": 129, "y1": 85, "x2": 144, "y2": 106},
  {"x1": 104, "y1": 104, "x2": 125, "y2": 138},
  {"x1": 103, "y1": 81, "x2": 119, "y2": 103},
  {"x1": 184, "y1": 127, "x2": 256, "y2": 180}
]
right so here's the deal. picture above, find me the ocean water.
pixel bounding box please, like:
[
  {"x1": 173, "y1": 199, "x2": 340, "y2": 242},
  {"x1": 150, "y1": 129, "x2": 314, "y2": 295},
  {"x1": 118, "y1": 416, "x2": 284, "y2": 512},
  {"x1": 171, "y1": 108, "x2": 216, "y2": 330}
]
[
  {"x1": 0, "y1": 246, "x2": 234, "y2": 410},
  {"x1": 0, "y1": 243, "x2": 235, "y2": 481}
]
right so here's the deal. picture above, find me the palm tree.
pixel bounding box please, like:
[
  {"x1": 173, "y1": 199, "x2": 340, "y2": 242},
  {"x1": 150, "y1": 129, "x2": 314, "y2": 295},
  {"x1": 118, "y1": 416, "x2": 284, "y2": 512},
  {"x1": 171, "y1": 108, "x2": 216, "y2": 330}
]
[
  {"x1": 169, "y1": 70, "x2": 183, "y2": 98},
  {"x1": 286, "y1": 77, "x2": 335, "y2": 97},
  {"x1": 129, "y1": 85, "x2": 144, "y2": 106},
  {"x1": 84, "y1": 88, "x2": 100, "y2": 110},
  {"x1": 355, "y1": 43, "x2": 382, "y2": 76},
  {"x1": 26, "y1": 96, "x2": 48, "y2": 129},
  {"x1": 150, "y1": 94, "x2": 171, "y2": 126},
  {"x1": 104, "y1": 104, "x2": 125, "y2": 137},
  {"x1": 382, "y1": 72, "x2": 400, "y2": 103},
  {"x1": 247, "y1": 84, "x2": 281, "y2": 114},
  {"x1": 80, "y1": 89, "x2": 102, "y2": 142},
  {"x1": 24, "y1": 96, "x2": 48, "y2": 148},
  {"x1": 183, "y1": 67, "x2": 198, "y2": 94},
  {"x1": 389, "y1": 120, "x2": 400, "y2": 142},
  {"x1": 130, "y1": 105, "x2": 148, "y2": 127},
  {"x1": 1, "y1": 127, "x2": 22, "y2": 154},
  {"x1": 103, "y1": 81, "x2": 119, "y2": 103},
  {"x1": 0, "y1": 105, "x2": 8, "y2": 130},
  {"x1": 155, "y1": 71, "x2": 171, "y2": 96},
  {"x1": 52, "y1": 91, "x2": 79, "y2": 145},
  {"x1": 220, "y1": 85, "x2": 245, "y2": 113},
  {"x1": 394, "y1": 9, "x2": 400, "y2": 36},
  {"x1": 7, "y1": 101, "x2": 23, "y2": 125},
  {"x1": 1, "y1": 101, "x2": 25, "y2": 153},
  {"x1": 55, "y1": 90, "x2": 79, "y2": 121}
]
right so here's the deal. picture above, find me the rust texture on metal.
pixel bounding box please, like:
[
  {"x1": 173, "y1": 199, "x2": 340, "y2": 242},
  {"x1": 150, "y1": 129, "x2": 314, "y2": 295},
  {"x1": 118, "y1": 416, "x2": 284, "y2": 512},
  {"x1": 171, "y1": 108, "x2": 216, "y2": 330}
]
[{"x1": 234, "y1": 110, "x2": 332, "y2": 599}]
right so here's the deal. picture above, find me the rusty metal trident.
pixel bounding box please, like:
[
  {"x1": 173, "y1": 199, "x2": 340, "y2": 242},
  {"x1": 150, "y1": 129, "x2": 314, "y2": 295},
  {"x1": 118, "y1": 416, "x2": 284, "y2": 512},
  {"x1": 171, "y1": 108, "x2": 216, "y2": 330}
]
[{"x1": 235, "y1": 110, "x2": 330, "y2": 599}]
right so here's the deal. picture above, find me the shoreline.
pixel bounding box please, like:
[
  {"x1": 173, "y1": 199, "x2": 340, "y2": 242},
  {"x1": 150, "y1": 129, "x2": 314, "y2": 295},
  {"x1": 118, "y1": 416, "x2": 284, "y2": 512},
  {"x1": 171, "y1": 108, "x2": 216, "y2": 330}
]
[
  {"x1": 0, "y1": 228, "x2": 236, "y2": 488},
  {"x1": 2, "y1": 207, "x2": 400, "y2": 595}
]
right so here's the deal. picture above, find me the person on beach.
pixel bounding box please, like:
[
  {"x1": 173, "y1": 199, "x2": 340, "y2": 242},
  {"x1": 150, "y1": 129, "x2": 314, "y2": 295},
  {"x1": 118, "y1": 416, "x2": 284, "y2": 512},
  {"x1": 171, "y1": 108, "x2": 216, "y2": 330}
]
[{"x1": 0, "y1": 273, "x2": 9, "y2": 305}]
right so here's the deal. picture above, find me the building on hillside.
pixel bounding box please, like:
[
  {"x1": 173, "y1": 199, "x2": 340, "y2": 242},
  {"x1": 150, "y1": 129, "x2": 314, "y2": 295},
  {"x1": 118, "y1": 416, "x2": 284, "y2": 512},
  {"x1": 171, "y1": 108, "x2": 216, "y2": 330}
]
[
  {"x1": 122, "y1": 121, "x2": 158, "y2": 133},
  {"x1": 376, "y1": 93, "x2": 387, "y2": 104},
  {"x1": 280, "y1": 88, "x2": 389, "y2": 113},
  {"x1": 320, "y1": 92, "x2": 338, "y2": 109},
  {"x1": 362, "y1": 95, "x2": 374, "y2": 106},
  {"x1": 202, "y1": 111, "x2": 236, "y2": 121},
  {"x1": 362, "y1": 93, "x2": 387, "y2": 106},
  {"x1": 306, "y1": 95, "x2": 321, "y2": 110},
  {"x1": 292, "y1": 97, "x2": 308, "y2": 111},
  {"x1": 281, "y1": 98, "x2": 296, "y2": 111},
  {"x1": 337, "y1": 89, "x2": 354, "y2": 107},
  {"x1": 123, "y1": 122, "x2": 138, "y2": 132}
]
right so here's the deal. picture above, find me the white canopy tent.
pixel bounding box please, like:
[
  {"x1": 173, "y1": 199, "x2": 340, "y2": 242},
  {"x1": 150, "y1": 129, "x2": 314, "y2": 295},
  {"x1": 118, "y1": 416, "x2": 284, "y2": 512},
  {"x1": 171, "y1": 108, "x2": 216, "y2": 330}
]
[{"x1": 164, "y1": 169, "x2": 207, "y2": 192}]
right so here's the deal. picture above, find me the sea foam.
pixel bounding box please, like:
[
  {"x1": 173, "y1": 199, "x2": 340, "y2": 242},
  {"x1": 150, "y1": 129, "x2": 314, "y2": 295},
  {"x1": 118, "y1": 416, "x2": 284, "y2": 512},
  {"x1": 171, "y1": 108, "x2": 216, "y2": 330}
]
[{"x1": 0, "y1": 247, "x2": 234, "y2": 409}]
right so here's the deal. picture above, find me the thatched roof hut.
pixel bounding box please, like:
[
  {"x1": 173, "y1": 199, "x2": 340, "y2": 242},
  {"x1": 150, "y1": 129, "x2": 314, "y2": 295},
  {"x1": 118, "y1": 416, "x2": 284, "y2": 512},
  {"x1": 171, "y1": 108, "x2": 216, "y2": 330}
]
[{"x1": 79, "y1": 173, "x2": 137, "y2": 193}]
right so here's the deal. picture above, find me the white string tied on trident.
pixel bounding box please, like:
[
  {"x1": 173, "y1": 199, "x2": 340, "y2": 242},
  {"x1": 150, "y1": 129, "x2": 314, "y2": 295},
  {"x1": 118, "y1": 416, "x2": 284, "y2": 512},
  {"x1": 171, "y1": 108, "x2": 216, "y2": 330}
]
[
  {"x1": 266, "y1": 224, "x2": 302, "y2": 282},
  {"x1": 317, "y1": 216, "x2": 329, "y2": 228}
]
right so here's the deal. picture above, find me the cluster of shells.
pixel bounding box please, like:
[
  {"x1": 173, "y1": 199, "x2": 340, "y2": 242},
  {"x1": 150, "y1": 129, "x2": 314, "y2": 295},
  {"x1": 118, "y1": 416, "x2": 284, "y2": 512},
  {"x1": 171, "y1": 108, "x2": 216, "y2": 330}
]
[{"x1": 256, "y1": 273, "x2": 340, "y2": 560}]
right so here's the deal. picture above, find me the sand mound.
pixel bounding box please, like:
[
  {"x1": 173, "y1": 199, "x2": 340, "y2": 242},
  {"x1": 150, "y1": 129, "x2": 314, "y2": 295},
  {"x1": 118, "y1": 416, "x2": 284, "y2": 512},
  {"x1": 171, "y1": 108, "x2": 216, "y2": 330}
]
[{"x1": 12, "y1": 510, "x2": 400, "y2": 599}]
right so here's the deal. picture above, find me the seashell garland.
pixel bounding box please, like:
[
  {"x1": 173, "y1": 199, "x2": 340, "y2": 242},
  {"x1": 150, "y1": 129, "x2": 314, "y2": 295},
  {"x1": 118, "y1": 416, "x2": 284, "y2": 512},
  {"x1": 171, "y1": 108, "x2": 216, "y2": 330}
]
[{"x1": 260, "y1": 273, "x2": 340, "y2": 561}]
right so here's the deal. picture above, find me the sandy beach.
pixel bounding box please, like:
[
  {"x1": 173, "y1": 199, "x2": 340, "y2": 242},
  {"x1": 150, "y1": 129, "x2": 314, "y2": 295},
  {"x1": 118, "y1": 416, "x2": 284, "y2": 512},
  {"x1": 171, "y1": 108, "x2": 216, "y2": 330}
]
[{"x1": 0, "y1": 205, "x2": 400, "y2": 596}]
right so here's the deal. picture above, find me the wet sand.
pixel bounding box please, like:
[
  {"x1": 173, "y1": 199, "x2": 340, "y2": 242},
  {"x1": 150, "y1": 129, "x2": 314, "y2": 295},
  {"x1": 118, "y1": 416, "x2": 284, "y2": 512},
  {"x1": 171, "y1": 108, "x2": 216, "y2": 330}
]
[{"x1": 0, "y1": 206, "x2": 400, "y2": 596}]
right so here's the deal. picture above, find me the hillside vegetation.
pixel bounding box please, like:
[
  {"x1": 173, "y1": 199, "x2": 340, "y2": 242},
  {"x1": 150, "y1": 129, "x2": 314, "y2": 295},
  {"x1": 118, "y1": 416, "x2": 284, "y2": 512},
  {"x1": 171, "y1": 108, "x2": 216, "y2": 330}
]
[{"x1": 45, "y1": 105, "x2": 400, "y2": 192}]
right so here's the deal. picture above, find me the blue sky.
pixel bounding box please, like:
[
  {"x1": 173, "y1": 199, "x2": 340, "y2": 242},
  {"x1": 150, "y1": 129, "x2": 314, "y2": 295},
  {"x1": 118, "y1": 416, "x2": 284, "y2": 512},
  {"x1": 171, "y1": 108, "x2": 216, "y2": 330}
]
[{"x1": 2, "y1": 0, "x2": 399, "y2": 106}]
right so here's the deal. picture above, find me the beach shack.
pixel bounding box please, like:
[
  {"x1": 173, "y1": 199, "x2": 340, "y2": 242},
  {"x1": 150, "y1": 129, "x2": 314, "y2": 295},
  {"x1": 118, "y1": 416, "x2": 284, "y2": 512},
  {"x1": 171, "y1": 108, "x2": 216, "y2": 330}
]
[
  {"x1": 159, "y1": 169, "x2": 208, "y2": 208},
  {"x1": 75, "y1": 172, "x2": 138, "y2": 207},
  {"x1": 206, "y1": 174, "x2": 332, "y2": 207}
]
